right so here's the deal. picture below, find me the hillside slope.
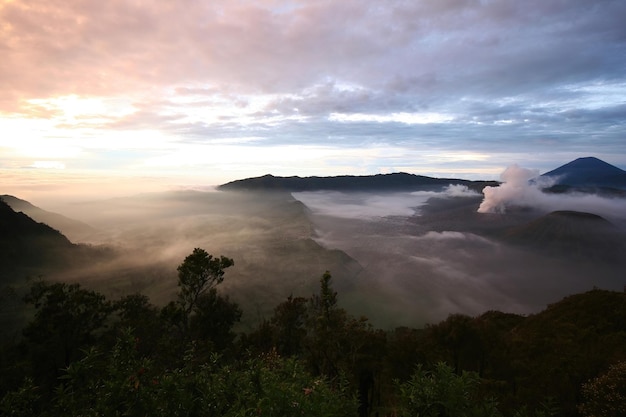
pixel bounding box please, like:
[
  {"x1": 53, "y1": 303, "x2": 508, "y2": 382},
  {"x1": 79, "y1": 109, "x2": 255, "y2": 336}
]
[
  {"x1": 502, "y1": 210, "x2": 626, "y2": 262},
  {"x1": 0, "y1": 199, "x2": 75, "y2": 275},
  {"x1": 1, "y1": 195, "x2": 96, "y2": 242}
]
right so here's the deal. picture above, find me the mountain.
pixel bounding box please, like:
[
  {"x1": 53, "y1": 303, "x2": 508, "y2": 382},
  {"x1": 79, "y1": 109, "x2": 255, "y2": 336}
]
[
  {"x1": 0, "y1": 195, "x2": 96, "y2": 242},
  {"x1": 0, "y1": 199, "x2": 76, "y2": 277},
  {"x1": 502, "y1": 210, "x2": 626, "y2": 262},
  {"x1": 218, "y1": 173, "x2": 498, "y2": 192},
  {"x1": 540, "y1": 157, "x2": 626, "y2": 191}
]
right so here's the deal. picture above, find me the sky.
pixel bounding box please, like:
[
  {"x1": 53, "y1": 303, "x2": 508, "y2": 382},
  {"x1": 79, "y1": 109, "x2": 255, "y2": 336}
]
[{"x1": 1, "y1": 0, "x2": 626, "y2": 201}]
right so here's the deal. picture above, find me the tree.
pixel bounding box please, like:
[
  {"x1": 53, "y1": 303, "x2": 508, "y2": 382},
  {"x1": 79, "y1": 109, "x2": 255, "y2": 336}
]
[
  {"x1": 426, "y1": 314, "x2": 482, "y2": 375},
  {"x1": 312, "y1": 270, "x2": 338, "y2": 325},
  {"x1": 396, "y1": 362, "x2": 501, "y2": 417},
  {"x1": 160, "y1": 248, "x2": 239, "y2": 358},
  {"x1": 579, "y1": 361, "x2": 626, "y2": 417},
  {"x1": 305, "y1": 271, "x2": 387, "y2": 417},
  {"x1": 271, "y1": 295, "x2": 309, "y2": 357},
  {"x1": 4, "y1": 330, "x2": 358, "y2": 417},
  {"x1": 189, "y1": 288, "x2": 242, "y2": 352},
  {"x1": 177, "y1": 248, "x2": 234, "y2": 315},
  {"x1": 169, "y1": 248, "x2": 235, "y2": 334},
  {"x1": 22, "y1": 281, "x2": 112, "y2": 391},
  {"x1": 110, "y1": 293, "x2": 163, "y2": 357},
  {"x1": 306, "y1": 271, "x2": 346, "y2": 378}
]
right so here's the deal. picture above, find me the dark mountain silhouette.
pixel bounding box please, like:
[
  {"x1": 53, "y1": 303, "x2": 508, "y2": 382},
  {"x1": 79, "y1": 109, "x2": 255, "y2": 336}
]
[
  {"x1": 1, "y1": 195, "x2": 96, "y2": 242},
  {"x1": 218, "y1": 172, "x2": 498, "y2": 192},
  {"x1": 502, "y1": 210, "x2": 626, "y2": 262},
  {"x1": 0, "y1": 200, "x2": 77, "y2": 278},
  {"x1": 540, "y1": 157, "x2": 626, "y2": 192}
]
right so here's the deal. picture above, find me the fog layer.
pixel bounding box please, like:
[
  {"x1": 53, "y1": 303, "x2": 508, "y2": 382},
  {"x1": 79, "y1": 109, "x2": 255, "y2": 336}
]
[
  {"x1": 293, "y1": 183, "x2": 626, "y2": 327},
  {"x1": 9, "y1": 178, "x2": 626, "y2": 330},
  {"x1": 33, "y1": 191, "x2": 359, "y2": 329}
]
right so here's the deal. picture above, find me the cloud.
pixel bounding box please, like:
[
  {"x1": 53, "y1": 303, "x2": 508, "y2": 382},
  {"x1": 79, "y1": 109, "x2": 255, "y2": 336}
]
[
  {"x1": 478, "y1": 164, "x2": 626, "y2": 222},
  {"x1": 2, "y1": 0, "x2": 624, "y2": 105},
  {"x1": 30, "y1": 161, "x2": 66, "y2": 170},
  {"x1": 1, "y1": 0, "x2": 626, "y2": 184}
]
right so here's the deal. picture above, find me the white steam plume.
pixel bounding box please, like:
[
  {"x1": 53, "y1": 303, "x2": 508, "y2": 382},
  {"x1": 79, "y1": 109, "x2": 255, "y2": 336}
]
[
  {"x1": 478, "y1": 165, "x2": 544, "y2": 213},
  {"x1": 478, "y1": 164, "x2": 626, "y2": 222}
]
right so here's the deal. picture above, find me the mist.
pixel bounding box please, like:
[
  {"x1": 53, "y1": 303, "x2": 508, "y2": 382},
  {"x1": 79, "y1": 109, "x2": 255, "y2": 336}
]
[
  {"x1": 28, "y1": 190, "x2": 359, "y2": 329},
  {"x1": 292, "y1": 185, "x2": 480, "y2": 219},
  {"x1": 6, "y1": 180, "x2": 626, "y2": 330},
  {"x1": 292, "y1": 185, "x2": 626, "y2": 327}
]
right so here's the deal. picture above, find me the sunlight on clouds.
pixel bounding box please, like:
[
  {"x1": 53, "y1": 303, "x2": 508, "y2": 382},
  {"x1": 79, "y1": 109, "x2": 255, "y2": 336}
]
[
  {"x1": 329, "y1": 112, "x2": 454, "y2": 124},
  {"x1": 26, "y1": 95, "x2": 106, "y2": 118},
  {"x1": 85, "y1": 130, "x2": 175, "y2": 151},
  {"x1": 141, "y1": 143, "x2": 347, "y2": 169},
  {"x1": 166, "y1": 87, "x2": 310, "y2": 126},
  {"x1": 0, "y1": 115, "x2": 55, "y2": 139},
  {"x1": 0, "y1": 113, "x2": 173, "y2": 158},
  {"x1": 24, "y1": 95, "x2": 136, "y2": 125},
  {"x1": 30, "y1": 161, "x2": 66, "y2": 169},
  {"x1": 561, "y1": 82, "x2": 626, "y2": 109},
  {"x1": 7, "y1": 137, "x2": 82, "y2": 159},
  {"x1": 137, "y1": 142, "x2": 417, "y2": 180}
]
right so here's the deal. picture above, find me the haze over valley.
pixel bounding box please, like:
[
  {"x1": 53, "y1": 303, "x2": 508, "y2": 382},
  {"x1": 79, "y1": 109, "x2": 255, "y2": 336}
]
[{"x1": 3, "y1": 157, "x2": 625, "y2": 332}]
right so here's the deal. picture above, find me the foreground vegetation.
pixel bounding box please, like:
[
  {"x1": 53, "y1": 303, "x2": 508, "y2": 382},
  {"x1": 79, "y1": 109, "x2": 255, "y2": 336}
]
[{"x1": 1, "y1": 248, "x2": 625, "y2": 416}]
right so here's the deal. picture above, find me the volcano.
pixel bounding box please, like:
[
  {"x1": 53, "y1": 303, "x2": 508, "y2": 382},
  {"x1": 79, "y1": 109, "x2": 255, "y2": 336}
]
[{"x1": 541, "y1": 157, "x2": 626, "y2": 190}]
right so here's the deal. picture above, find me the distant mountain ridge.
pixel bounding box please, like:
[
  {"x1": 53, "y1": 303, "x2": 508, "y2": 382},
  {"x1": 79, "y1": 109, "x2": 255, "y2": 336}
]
[
  {"x1": 0, "y1": 199, "x2": 76, "y2": 278},
  {"x1": 1, "y1": 195, "x2": 96, "y2": 242},
  {"x1": 541, "y1": 157, "x2": 626, "y2": 190},
  {"x1": 218, "y1": 172, "x2": 498, "y2": 192}
]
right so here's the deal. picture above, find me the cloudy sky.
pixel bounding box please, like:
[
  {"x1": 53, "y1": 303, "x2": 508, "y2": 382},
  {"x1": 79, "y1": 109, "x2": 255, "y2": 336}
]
[{"x1": 1, "y1": 0, "x2": 625, "y2": 199}]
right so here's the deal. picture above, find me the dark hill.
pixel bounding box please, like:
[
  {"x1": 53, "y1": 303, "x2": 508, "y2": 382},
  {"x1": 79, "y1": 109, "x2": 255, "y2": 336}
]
[
  {"x1": 502, "y1": 210, "x2": 626, "y2": 262},
  {"x1": 541, "y1": 157, "x2": 626, "y2": 191},
  {"x1": 0, "y1": 199, "x2": 76, "y2": 275},
  {"x1": 218, "y1": 173, "x2": 497, "y2": 193},
  {"x1": 508, "y1": 289, "x2": 626, "y2": 415},
  {"x1": 1, "y1": 195, "x2": 96, "y2": 242}
]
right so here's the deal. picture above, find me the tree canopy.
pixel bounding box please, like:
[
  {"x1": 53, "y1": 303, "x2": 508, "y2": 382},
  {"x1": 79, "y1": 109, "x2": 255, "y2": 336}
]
[{"x1": 1, "y1": 249, "x2": 625, "y2": 417}]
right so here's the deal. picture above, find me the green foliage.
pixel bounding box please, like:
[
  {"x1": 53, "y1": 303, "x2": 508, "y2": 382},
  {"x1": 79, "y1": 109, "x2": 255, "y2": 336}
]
[
  {"x1": 579, "y1": 361, "x2": 626, "y2": 417},
  {"x1": 0, "y1": 378, "x2": 40, "y2": 417},
  {"x1": 306, "y1": 271, "x2": 348, "y2": 378},
  {"x1": 156, "y1": 248, "x2": 241, "y2": 361},
  {"x1": 270, "y1": 295, "x2": 309, "y2": 357},
  {"x1": 23, "y1": 281, "x2": 112, "y2": 353},
  {"x1": 176, "y1": 248, "x2": 234, "y2": 316},
  {"x1": 396, "y1": 362, "x2": 501, "y2": 417},
  {"x1": 30, "y1": 330, "x2": 357, "y2": 417},
  {"x1": 189, "y1": 287, "x2": 242, "y2": 351},
  {"x1": 21, "y1": 281, "x2": 112, "y2": 392},
  {"x1": 3, "y1": 249, "x2": 626, "y2": 417},
  {"x1": 508, "y1": 289, "x2": 626, "y2": 415},
  {"x1": 110, "y1": 293, "x2": 163, "y2": 357}
]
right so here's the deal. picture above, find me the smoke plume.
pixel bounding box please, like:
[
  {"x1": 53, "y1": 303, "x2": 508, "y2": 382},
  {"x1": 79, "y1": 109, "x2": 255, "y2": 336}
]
[{"x1": 478, "y1": 165, "x2": 626, "y2": 223}]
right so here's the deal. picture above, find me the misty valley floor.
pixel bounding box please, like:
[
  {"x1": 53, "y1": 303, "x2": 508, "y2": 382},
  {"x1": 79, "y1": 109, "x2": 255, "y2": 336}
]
[
  {"x1": 2, "y1": 187, "x2": 626, "y2": 333},
  {"x1": 292, "y1": 190, "x2": 626, "y2": 327}
]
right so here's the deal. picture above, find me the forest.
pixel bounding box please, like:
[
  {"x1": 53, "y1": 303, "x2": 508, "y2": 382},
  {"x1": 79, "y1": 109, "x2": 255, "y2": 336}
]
[{"x1": 1, "y1": 247, "x2": 625, "y2": 417}]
